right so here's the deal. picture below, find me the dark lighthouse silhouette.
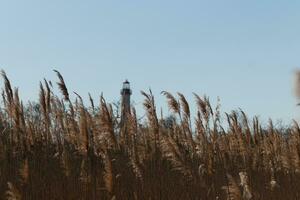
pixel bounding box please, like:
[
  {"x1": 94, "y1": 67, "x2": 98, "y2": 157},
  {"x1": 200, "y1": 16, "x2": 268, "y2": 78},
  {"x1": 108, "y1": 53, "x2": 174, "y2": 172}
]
[{"x1": 120, "y1": 80, "x2": 132, "y2": 127}]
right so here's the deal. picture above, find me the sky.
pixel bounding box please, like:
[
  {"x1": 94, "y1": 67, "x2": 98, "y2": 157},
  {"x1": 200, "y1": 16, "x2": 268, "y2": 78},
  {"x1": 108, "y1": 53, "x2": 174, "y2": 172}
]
[{"x1": 0, "y1": 0, "x2": 300, "y2": 125}]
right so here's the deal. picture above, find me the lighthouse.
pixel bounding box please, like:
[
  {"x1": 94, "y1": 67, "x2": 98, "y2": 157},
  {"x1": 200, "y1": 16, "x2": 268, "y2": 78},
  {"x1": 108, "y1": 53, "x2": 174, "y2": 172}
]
[{"x1": 120, "y1": 80, "x2": 132, "y2": 126}]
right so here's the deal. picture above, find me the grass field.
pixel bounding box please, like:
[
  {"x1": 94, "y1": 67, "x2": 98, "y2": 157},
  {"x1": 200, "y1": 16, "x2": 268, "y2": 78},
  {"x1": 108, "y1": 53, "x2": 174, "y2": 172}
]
[{"x1": 0, "y1": 70, "x2": 299, "y2": 200}]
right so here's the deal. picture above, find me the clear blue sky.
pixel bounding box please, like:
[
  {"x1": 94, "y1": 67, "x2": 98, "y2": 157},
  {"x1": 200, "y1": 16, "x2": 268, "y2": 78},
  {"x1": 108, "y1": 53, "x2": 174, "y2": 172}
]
[{"x1": 0, "y1": 0, "x2": 300, "y2": 125}]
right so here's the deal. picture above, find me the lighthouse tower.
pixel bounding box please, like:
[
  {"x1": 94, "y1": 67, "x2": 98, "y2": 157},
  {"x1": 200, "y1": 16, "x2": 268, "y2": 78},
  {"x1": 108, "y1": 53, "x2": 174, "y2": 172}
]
[{"x1": 120, "y1": 80, "x2": 132, "y2": 125}]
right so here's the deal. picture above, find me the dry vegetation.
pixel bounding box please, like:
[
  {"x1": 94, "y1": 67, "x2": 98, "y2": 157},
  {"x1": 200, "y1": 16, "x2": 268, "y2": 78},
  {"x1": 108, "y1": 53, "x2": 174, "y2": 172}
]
[{"x1": 0, "y1": 70, "x2": 299, "y2": 200}]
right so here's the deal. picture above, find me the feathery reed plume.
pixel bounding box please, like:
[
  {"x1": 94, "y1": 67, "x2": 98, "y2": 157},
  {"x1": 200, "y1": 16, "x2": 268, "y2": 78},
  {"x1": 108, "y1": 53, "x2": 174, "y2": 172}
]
[
  {"x1": 141, "y1": 90, "x2": 159, "y2": 148},
  {"x1": 100, "y1": 96, "x2": 117, "y2": 148},
  {"x1": 13, "y1": 88, "x2": 21, "y2": 130},
  {"x1": 161, "y1": 91, "x2": 180, "y2": 114},
  {"x1": 177, "y1": 92, "x2": 195, "y2": 148},
  {"x1": 2, "y1": 89, "x2": 7, "y2": 108},
  {"x1": 195, "y1": 111, "x2": 206, "y2": 141},
  {"x1": 89, "y1": 93, "x2": 95, "y2": 111},
  {"x1": 39, "y1": 82, "x2": 47, "y2": 117},
  {"x1": 54, "y1": 70, "x2": 77, "y2": 138},
  {"x1": 74, "y1": 92, "x2": 89, "y2": 152},
  {"x1": 44, "y1": 79, "x2": 52, "y2": 113},
  {"x1": 193, "y1": 93, "x2": 211, "y2": 123},
  {"x1": 1, "y1": 70, "x2": 13, "y2": 105},
  {"x1": 54, "y1": 70, "x2": 70, "y2": 101},
  {"x1": 177, "y1": 93, "x2": 190, "y2": 119},
  {"x1": 39, "y1": 82, "x2": 50, "y2": 138},
  {"x1": 240, "y1": 109, "x2": 252, "y2": 146}
]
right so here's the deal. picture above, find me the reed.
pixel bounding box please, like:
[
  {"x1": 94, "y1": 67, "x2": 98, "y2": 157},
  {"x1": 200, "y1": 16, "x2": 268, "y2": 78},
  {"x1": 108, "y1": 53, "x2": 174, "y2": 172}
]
[{"x1": 0, "y1": 70, "x2": 298, "y2": 199}]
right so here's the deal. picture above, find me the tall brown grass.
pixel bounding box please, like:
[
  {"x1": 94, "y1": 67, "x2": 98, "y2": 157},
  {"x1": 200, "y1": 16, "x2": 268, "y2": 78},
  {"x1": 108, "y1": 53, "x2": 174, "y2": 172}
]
[{"x1": 0, "y1": 70, "x2": 299, "y2": 199}]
